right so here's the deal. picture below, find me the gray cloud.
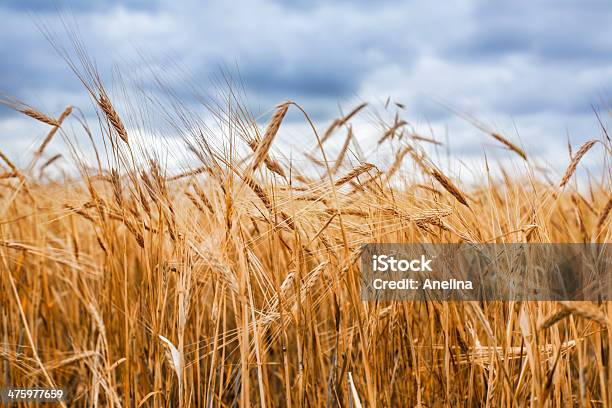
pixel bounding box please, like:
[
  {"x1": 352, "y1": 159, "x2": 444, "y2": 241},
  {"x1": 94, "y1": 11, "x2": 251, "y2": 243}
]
[
  {"x1": 237, "y1": 57, "x2": 364, "y2": 101},
  {"x1": 0, "y1": 0, "x2": 160, "y2": 13},
  {"x1": 0, "y1": 0, "x2": 609, "y2": 170},
  {"x1": 451, "y1": 0, "x2": 612, "y2": 63}
]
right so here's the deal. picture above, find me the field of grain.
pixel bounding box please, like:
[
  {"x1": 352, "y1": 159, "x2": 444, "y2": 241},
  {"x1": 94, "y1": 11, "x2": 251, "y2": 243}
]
[{"x1": 0, "y1": 67, "x2": 611, "y2": 406}]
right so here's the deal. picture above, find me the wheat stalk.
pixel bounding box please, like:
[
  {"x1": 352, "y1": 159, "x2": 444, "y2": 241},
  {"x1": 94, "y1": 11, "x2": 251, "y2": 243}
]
[
  {"x1": 34, "y1": 106, "x2": 72, "y2": 159},
  {"x1": 39, "y1": 154, "x2": 62, "y2": 177},
  {"x1": 330, "y1": 126, "x2": 353, "y2": 174},
  {"x1": 0, "y1": 150, "x2": 19, "y2": 174},
  {"x1": 490, "y1": 132, "x2": 527, "y2": 160},
  {"x1": 378, "y1": 117, "x2": 407, "y2": 145},
  {"x1": 247, "y1": 139, "x2": 286, "y2": 178},
  {"x1": 98, "y1": 93, "x2": 129, "y2": 144},
  {"x1": 411, "y1": 134, "x2": 442, "y2": 146},
  {"x1": 250, "y1": 102, "x2": 290, "y2": 172},
  {"x1": 167, "y1": 166, "x2": 211, "y2": 181},
  {"x1": 334, "y1": 162, "x2": 375, "y2": 187},
  {"x1": 538, "y1": 308, "x2": 572, "y2": 330},
  {"x1": 318, "y1": 103, "x2": 367, "y2": 147},
  {"x1": 337, "y1": 102, "x2": 367, "y2": 127},
  {"x1": 430, "y1": 168, "x2": 470, "y2": 207},
  {"x1": 385, "y1": 146, "x2": 412, "y2": 180},
  {"x1": 18, "y1": 107, "x2": 59, "y2": 127},
  {"x1": 242, "y1": 173, "x2": 295, "y2": 229},
  {"x1": 559, "y1": 302, "x2": 608, "y2": 325},
  {"x1": 559, "y1": 140, "x2": 597, "y2": 188}
]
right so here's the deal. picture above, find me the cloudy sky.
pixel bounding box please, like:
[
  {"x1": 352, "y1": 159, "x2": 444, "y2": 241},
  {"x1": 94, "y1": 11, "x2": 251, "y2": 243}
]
[{"x1": 0, "y1": 0, "x2": 610, "y2": 177}]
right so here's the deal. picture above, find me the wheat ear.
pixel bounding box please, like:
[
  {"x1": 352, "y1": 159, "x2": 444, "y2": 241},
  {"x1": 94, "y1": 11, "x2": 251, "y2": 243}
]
[
  {"x1": 98, "y1": 93, "x2": 129, "y2": 144},
  {"x1": 250, "y1": 102, "x2": 290, "y2": 172},
  {"x1": 559, "y1": 140, "x2": 597, "y2": 188}
]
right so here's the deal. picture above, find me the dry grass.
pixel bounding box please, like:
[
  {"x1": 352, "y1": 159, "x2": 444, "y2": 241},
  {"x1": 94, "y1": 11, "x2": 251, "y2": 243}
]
[{"x1": 0, "y1": 71, "x2": 610, "y2": 408}]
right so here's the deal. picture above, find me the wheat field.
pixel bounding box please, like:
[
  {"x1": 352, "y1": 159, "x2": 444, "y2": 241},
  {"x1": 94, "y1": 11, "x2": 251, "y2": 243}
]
[{"x1": 0, "y1": 62, "x2": 611, "y2": 407}]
